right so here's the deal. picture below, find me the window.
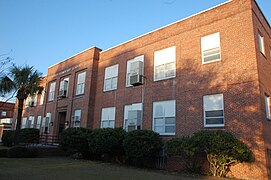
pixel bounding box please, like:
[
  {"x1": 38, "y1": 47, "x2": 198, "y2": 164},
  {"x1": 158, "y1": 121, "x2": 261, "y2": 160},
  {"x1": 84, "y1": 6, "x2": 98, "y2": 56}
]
[
  {"x1": 154, "y1": 46, "x2": 176, "y2": 81},
  {"x1": 126, "y1": 55, "x2": 144, "y2": 86},
  {"x1": 29, "y1": 116, "x2": 35, "y2": 128},
  {"x1": 265, "y1": 94, "x2": 270, "y2": 119},
  {"x1": 76, "y1": 72, "x2": 86, "y2": 95},
  {"x1": 25, "y1": 95, "x2": 37, "y2": 107},
  {"x1": 153, "y1": 100, "x2": 176, "y2": 135},
  {"x1": 201, "y1": 32, "x2": 221, "y2": 63},
  {"x1": 59, "y1": 77, "x2": 69, "y2": 97},
  {"x1": 1, "y1": 111, "x2": 7, "y2": 116},
  {"x1": 258, "y1": 31, "x2": 265, "y2": 55},
  {"x1": 104, "y1": 64, "x2": 119, "y2": 91},
  {"x1": 36, "y1": 116, "x2": 42, "y2": 129},
  {"x1": 22, "y1": 117, "x2": 28, "y2": 129},
  {"x1": 44, "y1": 113, "x2": 51, "y2": 133},
  {"x1": 203, "y1": 94, "x2": 224, "y2": 127},
  {"x1": 72, "y1": 109, "x2": 81, "y2": 128},
  {"x1": 124, "y1": 103, "x2": 142, "y2": 131},
  {"x1": 101, "y1": 107, "x2": 115, "y2": 128},
  {"x1": 48, "y1": 82, "x2": 56, "y2": 101},
  {"x1": 40, "y1": 90, "x2": 45, "y2": 105}
]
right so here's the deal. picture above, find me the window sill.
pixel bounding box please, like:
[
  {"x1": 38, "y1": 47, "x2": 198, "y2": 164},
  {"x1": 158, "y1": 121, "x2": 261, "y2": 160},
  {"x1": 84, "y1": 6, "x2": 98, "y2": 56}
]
[
  {"x1": 204, "y1": 124, "x2": 225, "y2": 128},
  {"x1": 154, "y1": 76, "x2": 176, "y2": 82},
  {"x1": 103, "y1": 89, "x2": 117, "y2": 92},
  {"x1": 260, "y1": 51, "x2": 267, "y2": 59},
  {"x1": 158, "y1": 133, "x2": 176, "y2": 136},
  {"x1": 202, "y1": 59, "x2": 221, "y2": 65}
]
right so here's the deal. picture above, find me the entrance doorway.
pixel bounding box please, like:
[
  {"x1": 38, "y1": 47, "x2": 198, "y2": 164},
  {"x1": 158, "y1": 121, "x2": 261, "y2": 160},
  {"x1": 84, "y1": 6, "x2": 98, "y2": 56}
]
[{"x1": 58, "y1": 111, "x2": 67, "y2": 136}]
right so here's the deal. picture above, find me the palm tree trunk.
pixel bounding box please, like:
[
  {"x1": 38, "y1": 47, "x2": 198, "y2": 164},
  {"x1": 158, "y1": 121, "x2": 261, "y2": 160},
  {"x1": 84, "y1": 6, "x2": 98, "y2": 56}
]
[{"x1": 13, "y1": 98, "x2": 24, "y2": 146}]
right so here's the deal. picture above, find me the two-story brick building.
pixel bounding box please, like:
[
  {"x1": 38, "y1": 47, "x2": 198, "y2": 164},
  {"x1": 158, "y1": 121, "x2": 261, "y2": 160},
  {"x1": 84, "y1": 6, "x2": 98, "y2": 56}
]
[{"x1": 13, "y1": 0, "x2": 271, "y2": 179}]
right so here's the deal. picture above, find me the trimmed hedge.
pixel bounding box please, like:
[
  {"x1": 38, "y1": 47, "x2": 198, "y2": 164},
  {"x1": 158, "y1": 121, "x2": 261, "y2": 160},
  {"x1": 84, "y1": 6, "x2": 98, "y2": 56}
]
[
  {"x1": 88, "y1": 128, "x2": 126, "y2": 162},
  {"x1": 8, "y1": 146, "x2": 39, "y2": 158},
  {"x1": 60, "y1": 128, "x2": 92, "y2": 159},
  {"x1": 123, "y1": 130, "x2": 162, "y2": 167},
  {"x1": 0, "y1": 149, "x2": 8, "y2": 157},
  {"x1": 2, "y1": 129, "x2": 40, "y2": 147},
  {"x1": 2, "y1": 130, "x2": 14, "y2": 147},
  {"x1": 19, "y1": 128, "x2": 40, "y2": 144}
]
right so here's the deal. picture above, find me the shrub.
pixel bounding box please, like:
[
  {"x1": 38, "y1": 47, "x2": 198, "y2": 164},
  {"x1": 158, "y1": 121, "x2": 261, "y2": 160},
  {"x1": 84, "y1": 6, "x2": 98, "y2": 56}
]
[
  {"x1": 8, "y1": 146, "x2": 39, "y2": 158},
  {"x1": 123, "y1": 130, "x2": 162, "y2": 167},
  {"x1": 88, "y1": 128, "x2": 126, "y2": 162},
  {"x1": 2, "y1": 130, "x2": 14, "y2": 147},
  {"x1": 0, "y1": 149, "x2": 8, "y2": 157},
  {"x1": 60, "y1": 128, "x2": 92, "y2": 159},
  {"x1": 192, "y1": 130, "x2": 252, "y2": 177},
  {"x1": 19, "y1": 128, "x2": 40, "y2": 144},
  {"x1": 165, "y1": 137, "x2": 201, "y2": 172}
]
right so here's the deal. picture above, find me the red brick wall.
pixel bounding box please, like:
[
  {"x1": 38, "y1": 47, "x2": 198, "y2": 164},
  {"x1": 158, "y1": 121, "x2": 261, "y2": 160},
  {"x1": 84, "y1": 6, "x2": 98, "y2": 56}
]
[{"x1": 15, "y1": 0, "x2": 271, "y2": 179}]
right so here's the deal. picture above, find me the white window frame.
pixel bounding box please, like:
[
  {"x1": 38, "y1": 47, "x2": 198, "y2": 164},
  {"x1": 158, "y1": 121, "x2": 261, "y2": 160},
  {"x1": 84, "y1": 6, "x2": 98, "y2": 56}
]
[
  {"x1": 104, "y1": 64, "x2": 119, "y2": 91},
  {"x1": 101, "y1": 107, "x2": 115, "y2": 128},
  {"x1": 123, "y1": 103, "x2": 143, "y2": 131},
  {"x1": 36, "y1": 116, "x2": 42, "y2": 129},
  {"x1": 44, "y1": 113, "x2": 51, "y2": 134},
  {"x1": 265, "y1": 94, "x2": 271, "y2": 119},
  {"x1": 76, "y1": 71, "x2": 86, "y2": 95},
  {"x1": 154, "y1": 46, "x2": 176, "y2": 81},
  {"x1": 258, "y1": 31, "x2": 265, "y2": 55},
  {"x1": 152, "y1": 100, "x2": 176, "y2": 135},
  {"x1": 48, "y1": 82, "x2": 56, "y2": 101},
  {"x1": 203, "y1": 94, "x2": 224, "y2": 127},
  {"x1": 126, "y1": 55, "x2": 144, "y2": 87},
  {"x1": 59, "y1": 77, "x2": 69, "y2": 96},
  {"x1": 29, "y1": 116, "x2": 35, "y2": 128},
  {"x1": 1, "y1": 111, "x2": 7, "y2": 116},
  {"x1": 72, "y1": 109, "x2": 81, "y2": 128},
  {"x1": 39, "y1": 90, "x2": 45, "y2": 105},
  {"x1": 22, "y1": 117, "x2": 28, "y2": 129},
  {"x1": 201, "y1": 32, "x2": 221, "y2": 64}
]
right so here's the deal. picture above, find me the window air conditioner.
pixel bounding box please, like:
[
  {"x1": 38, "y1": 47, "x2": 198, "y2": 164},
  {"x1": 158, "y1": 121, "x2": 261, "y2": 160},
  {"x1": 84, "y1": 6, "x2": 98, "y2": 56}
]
[
  {"x1": 130, "y1": 74, "x2": 143, "y2": 86},
  {"x1": 28, "y1": 101, "x2": 35, "y2": 107},
  {"x1": 127, "y1": 110, "x2": 142, "y2": 132},
  {"x1": 58, "y1": 90, "x2": 67, "y2": 98}
]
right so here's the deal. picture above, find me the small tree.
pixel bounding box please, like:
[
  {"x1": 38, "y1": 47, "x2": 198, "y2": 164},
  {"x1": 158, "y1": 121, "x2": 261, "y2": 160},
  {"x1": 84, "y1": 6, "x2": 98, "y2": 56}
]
[
  {"x1": 192, "y1": 130, "x2": 252, "y2": 177},
  {"x1": 0, "y1": 65, "x2": 43, "y2": 145}
]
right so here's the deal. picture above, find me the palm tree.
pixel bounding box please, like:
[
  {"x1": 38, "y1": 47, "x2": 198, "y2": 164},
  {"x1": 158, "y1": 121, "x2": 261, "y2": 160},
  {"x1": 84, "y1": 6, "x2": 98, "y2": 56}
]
[{"x1": 0, "y1": 65, "x2": 43, "y2": 145}]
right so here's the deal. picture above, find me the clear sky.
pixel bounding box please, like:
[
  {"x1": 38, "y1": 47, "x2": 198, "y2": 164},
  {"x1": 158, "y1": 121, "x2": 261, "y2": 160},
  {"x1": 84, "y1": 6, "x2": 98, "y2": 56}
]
[{"x1": 1, "y1": 0, "x2": 271, "y2": 76}]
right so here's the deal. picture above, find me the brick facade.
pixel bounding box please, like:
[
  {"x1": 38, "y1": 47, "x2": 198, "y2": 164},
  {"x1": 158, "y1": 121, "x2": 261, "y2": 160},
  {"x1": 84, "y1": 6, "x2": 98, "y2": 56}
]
[{"x1": 14, "y1": 0, "x2": 271, "y2": 179}]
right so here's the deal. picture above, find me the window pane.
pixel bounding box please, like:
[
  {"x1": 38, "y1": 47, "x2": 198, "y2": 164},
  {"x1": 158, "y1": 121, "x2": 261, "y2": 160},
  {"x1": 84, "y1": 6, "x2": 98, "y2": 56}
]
[
  {"x1": 204, "y1": 53, "x2": 221, "y2": 63},
  {"x1": 165, "y1": 117, "x2": 175, "y2": 124},
  {"x1": 206, "y1": 110, "x2": 223, "y2": 117},
  {"x1": 154, "y1": 126, "x2": 164, "y2": 133},
  {"x1": 155, "y1": 118, "x2": 164, "y2": 125},
  {"x1": 112, "y1": 77, "x2": 118, "y2": 89},
  {"x1": 165, "y1": 126, "x2": 175, "y2": 133},
  {"x1": 206, "y1": 118, "x2": 224, "y2": 125},
  {"x1": 154, "y1": 104, "x2": 164, "y2": 117},
  {"x1": 105, "y1": 79, "x2": 111, "y2": 90}
]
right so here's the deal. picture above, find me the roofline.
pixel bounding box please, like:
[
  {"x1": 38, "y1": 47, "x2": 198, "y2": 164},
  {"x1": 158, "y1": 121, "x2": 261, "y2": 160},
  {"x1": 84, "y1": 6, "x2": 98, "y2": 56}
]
[
  {"x1": 253, "y1": 0, "x2": 271, "y2": 31},
  {"x1": 101, "y1": 0, "x2": 232, "y2": 53},
  {"x1": 48, "y1": 46, "x2": 101, "y2": 69}
]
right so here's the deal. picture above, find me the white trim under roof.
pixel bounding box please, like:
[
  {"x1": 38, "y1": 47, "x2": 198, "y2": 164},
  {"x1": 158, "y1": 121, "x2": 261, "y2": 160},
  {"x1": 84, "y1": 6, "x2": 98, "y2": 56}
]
[
  {"x1": 48, "y1": 46, "x2": 99, "y2": 69},
  {"x1": 102, "y1": 0, "x2": 232, "y2": 53}
]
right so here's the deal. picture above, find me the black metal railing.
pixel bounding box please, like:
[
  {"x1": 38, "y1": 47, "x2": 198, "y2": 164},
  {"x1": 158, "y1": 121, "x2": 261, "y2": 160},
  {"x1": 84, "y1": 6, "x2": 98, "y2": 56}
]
[{"x1": 39, "y1": 134, "x2": 60, "y2": 145}]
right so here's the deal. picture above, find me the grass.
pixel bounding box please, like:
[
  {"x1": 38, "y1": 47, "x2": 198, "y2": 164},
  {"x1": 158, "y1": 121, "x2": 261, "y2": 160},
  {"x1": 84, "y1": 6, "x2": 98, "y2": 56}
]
[{"x1": 0, "y1": 157, "x2": 211, "y2": 180}]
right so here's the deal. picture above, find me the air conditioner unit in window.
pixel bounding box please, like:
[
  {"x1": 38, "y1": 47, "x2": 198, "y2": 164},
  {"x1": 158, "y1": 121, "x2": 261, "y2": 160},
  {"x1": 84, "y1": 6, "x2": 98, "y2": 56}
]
[
  {"x1": 58, "y1": 90, "x2": 67, "y2": 98},
  {"x1": 28, "y1": 101, "x2": 35, "y2": 107},
  {"x1": 127, "y1": 110, "x2": 142, "y2": 132},
  {"x1": 130, "y1": 74, "x2": 143, "y2": 86}
]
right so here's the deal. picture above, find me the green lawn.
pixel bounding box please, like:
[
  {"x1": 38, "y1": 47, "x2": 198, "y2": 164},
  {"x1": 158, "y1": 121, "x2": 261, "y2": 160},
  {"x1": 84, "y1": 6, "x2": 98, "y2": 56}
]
[{"x1": 0, "y1": 157, "x2": 213, "y2": 180}]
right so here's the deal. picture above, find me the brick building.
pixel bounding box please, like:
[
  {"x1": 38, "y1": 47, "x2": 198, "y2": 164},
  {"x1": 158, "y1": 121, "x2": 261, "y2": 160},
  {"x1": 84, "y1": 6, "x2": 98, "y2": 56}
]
[
  {"x1": 14, "y1": 0, "x2": 271, "y2": 179},
  {"x1": 0, "y1": 101, "x2": 15, "y2": 141}
]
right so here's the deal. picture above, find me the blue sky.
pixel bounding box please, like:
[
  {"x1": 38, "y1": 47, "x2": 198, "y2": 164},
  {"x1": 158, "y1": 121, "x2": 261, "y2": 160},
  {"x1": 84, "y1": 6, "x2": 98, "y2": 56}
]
[{"x1": 1, "y1": 0, "x2": 271, "y2": 76}]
